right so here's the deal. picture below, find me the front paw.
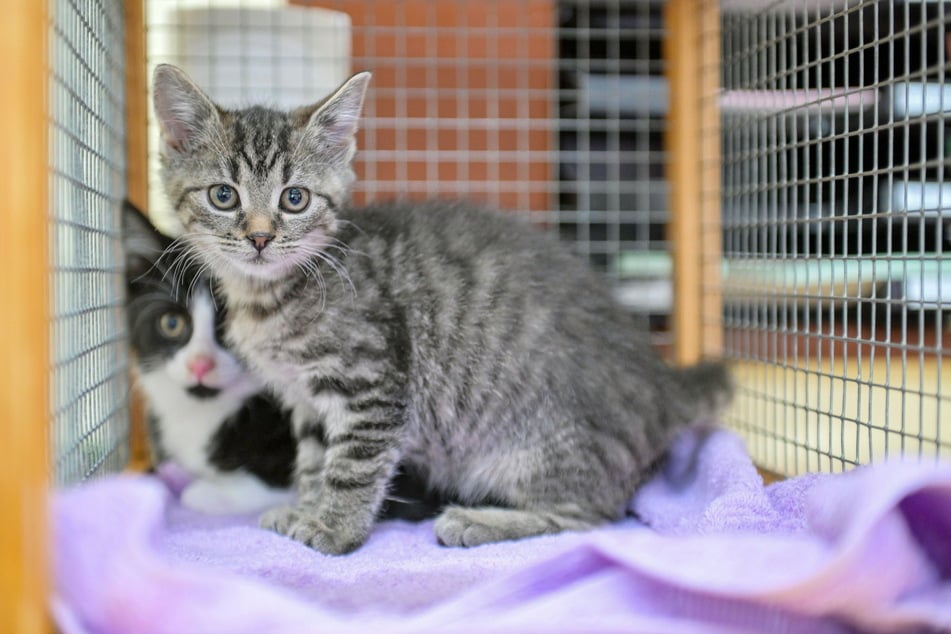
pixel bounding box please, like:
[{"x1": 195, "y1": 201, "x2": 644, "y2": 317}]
[
  {"x1": 259, "y1": 504, "x2": 301, "y2": 534},
  {"x1": 259, "y1": 504, "x2": 365, "y2": 555}
]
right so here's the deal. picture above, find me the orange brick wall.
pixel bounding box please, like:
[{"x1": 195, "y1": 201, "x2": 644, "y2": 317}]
[{"x1": 294, "y1": 1, "x2": 556, "y2": 212}]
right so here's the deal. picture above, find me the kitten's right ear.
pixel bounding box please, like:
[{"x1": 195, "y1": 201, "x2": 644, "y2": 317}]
[
  {"x1": 296, "y1": 71, "x2": 372, "y2": 162},
  {"x1": 122, "y1": 200, "x2": 171, "y2": 281},
  {"x1": 152, "y1": 64, "x2": 220, "y2": 155}
]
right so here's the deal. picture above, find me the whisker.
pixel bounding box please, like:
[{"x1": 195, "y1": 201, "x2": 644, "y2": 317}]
[
  {"x1": 313, "y1": 250, "x2": 356, "y2": 299},
  {"x1": 288, "y1": 240, "x2": 356, "y2": 301}
]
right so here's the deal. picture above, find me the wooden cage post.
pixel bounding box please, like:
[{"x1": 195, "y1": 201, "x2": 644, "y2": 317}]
[
  {"x1": 665, "y1": 0, "x2": 724, "y2": 365},
  {"x1": 0, "y1": 0, "x2": 50, "y2": 632},
  {"x1": 125, "y1": 0, "x2": 152, "y2": 471}
]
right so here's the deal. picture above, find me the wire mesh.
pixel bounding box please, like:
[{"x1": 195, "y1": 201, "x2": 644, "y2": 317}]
[
  {"x1": 719, "y1": 0, "x2": 950, "y2": 475},
  {"x1": 50, "y1": 0, "x2": 130, "y2": 485},
  {"x1": 553, "y1": 0, "x2": 670, "y2": 324},
  {"x1": 145, "y1": 0, "x2": 672, "y2": 328},
  {"x1": 144, "y1": 1, "x2": 949, "y2": 476}
]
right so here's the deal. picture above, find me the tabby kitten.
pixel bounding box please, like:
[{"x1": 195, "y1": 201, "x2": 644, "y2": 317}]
[{"x1": 151, "y1": 64, "x2": 732, "y2": 554}]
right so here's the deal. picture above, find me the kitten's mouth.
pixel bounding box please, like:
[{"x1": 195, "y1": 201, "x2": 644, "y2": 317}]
[
  {"x1": 235, "y1": 248, "x2": 274, "y2": 266},
  {"x1": 187, "y1": 384, "x2": 221, "y2": 399},
  {"x1": 229, "y1": 250, "x2": 291, "y2": 280}
]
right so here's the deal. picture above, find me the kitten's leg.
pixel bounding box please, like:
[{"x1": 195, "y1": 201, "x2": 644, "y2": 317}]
[
  {"x1": 260, "y1": 393, "x2": 404, "y2": 554},
  {"x1": 260, "y1": 405, "x2": 324, "y2": 532},
  {"x1": 259, "y1": 432, "x2": 323, "y2": 533},
  {"x1": 433, "y1": 504, "x2": 605, "y2": 548}
]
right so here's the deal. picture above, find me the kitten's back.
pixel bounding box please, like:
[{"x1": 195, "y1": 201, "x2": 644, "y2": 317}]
[{"x1": 335, "y1": 200, "x2": 726, "y2": 500}]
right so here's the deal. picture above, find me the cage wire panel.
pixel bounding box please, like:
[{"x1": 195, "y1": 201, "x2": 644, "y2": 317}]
[
  {"x1": 719, "y1": 0, "x2": 950, "y2": 475},
  {"x1": 50, "y1": 0, "x2": 130, "y2": 484},
  {"x1": 145, "y1": 0, "x2": 673, "y2": 330}
]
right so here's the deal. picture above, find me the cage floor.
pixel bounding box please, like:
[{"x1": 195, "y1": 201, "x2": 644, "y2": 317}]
[{"x1": 730, "y1": 352, "x2": 949, "y2": 475}]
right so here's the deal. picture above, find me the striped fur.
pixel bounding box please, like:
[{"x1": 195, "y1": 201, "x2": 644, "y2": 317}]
[{"x1": 152, "y1": 65, "x2": 733, "y2": 554}]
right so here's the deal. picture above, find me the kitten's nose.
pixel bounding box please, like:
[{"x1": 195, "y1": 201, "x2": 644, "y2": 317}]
[
  {"x1": 248, "y1": 232, "x2": 274, "y2": 253},
  {"x1": 187, "y1": 355, "x2": 216, "y2": 382}
]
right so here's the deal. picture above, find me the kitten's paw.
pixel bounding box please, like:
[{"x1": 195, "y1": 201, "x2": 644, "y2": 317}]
[
  {"x1": 287, "y1": 516, "x2": 364, "y2": 555},
  {"x1": 259, "y1": 504, "x2": 301, "y2": 534},
  {"x1": 434, "y1": 507, "x2": 507, "y2": 547},
  {"x1": 181, "y1": 480, "x2": 237, "y2": 514},
  {"x1": 181, "y1": 475, "x2": 294, "y2": 515},
  {"x1": 435, "y1": 506, "x2": 589, "y2": 547},
  {"x1": 259, "y1": 504, "x2": 365, "y2": 555}
]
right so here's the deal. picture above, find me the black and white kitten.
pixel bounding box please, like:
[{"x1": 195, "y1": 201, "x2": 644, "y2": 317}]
[
  {"x1": 152, "y1": 65, "x2": 733, "y2": 554},
  {"x1": 123, "y1": 202, "x2": 297, "y2": 514}
]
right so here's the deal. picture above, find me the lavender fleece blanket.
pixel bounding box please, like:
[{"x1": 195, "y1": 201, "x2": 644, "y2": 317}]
[{"x1": 53, "y1": 428, "x2": 951, "y2": 634}]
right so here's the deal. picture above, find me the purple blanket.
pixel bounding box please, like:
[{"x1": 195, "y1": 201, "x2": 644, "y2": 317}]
[{"x1": 52, "y1": 428, "x2": 951, "y2": 633}]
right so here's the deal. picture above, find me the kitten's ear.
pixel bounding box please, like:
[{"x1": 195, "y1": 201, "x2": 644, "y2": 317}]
[
  {"x1": 298, "y1": 72, "x2": 371, "y2": 159},
  {"x1": 152, "y1": 64, "x2": 221, "y2": 155},
  {"x1": 122, "y1": 200, "x2": 171, "y2": 281}
]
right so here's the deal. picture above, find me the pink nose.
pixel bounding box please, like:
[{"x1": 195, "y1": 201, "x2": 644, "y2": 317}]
[{"x1": 187, "y1": 355, "x2": 216, "y2": 382}]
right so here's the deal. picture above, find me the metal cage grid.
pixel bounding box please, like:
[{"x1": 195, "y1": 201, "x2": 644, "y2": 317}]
[
  {"x1": 145, "y1": 0, "x2": 673, "y2": 321},
  {"x1": 50, "y1": 0, "x2": 130, "y2": 484},
  {"x1": 719, "y1": 0, "x2": 950, "y2": 475},
  {"x1": 141, "y1": 0, "x2": 947, "y2": 477},
  {"x1": 317, "y1": 0, "x2": 671, "y2": 303}
]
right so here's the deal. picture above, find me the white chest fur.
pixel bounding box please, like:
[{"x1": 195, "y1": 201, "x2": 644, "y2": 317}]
[{"x1": 136, "y1": 370, "x2": 246, "y2": 476}]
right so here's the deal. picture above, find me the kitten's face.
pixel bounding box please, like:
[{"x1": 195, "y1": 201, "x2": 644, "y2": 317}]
[
  {"x1": 123, "y1": 204, "x2": 260, "y2": 402},
  {"x1": 151, "y1": 65, "x2": 371, "y2": 282}
]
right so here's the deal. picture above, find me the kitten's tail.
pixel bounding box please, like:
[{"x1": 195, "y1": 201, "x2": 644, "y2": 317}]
[{"x1": 677, "y1": 360, "x2": 735, "y2": 421}]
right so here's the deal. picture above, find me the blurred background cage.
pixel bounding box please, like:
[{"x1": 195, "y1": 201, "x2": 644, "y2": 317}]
[
  {"x1": 2, "y1": 0, "x2": 948, "y2": 630},
  {"x1": 717, "y1": 0, "x2": 950, "y2": 475}
]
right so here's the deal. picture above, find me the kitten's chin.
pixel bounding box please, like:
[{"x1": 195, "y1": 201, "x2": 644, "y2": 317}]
[{"x1": 224, "y1": 254, "x2": 295, "y2": 282}]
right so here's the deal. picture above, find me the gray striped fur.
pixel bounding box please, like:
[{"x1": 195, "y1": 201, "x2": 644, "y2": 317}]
[{"x1": 152, "y1": 64, "x2": 733, "y2": 554}]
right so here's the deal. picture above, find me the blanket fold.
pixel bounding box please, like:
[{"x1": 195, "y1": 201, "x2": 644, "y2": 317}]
[{"x1": 53, "y1": 428, "x2": 951, "y2": 634}]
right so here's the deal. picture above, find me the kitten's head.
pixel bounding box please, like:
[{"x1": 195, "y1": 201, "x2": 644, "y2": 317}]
[
  {"x1": 151, "y1": 64, "x2": 371, "y2": 282},
  {"x1": 123, "y1": 202, "x2": 260, "y2": 402}
]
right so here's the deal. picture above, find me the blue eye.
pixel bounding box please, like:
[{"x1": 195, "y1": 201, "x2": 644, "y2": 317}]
[
  {"x1": 208, "y1": 184, "x2": 239, "y2": 211},
  {"x1": 280, "y1": 187, "x2": 310, "y2": 213}
]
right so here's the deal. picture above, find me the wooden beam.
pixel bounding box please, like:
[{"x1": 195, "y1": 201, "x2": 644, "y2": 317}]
[
  {"x1": 125, "y1": 0, "x2": 151, "y2": 471},
  {"x1": 0, "y1": 0, "x2": 50, "y2": 631},
  {"x1": 698, "y1": 0, "x2": 723, "y2": 359},
  {"x1": 126, "y1": 0, "x2": 148, "y2": 212},
  {"x1": 665, "y1": 0, "x2": 723, "y2": 365}
]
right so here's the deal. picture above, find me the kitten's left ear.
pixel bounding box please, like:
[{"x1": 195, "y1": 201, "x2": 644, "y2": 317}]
[
  {"x1": 298, "y1": 72, "x2": 372, "y2": 159},
  {"x1": 152, "y1": 64, "x2": 221, "y2": 155}
]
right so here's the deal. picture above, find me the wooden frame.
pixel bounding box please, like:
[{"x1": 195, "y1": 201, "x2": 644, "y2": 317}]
[
  {"x1": 665, "y1": 0, "x2": 723, "y2": 365},
  {"x1": 0, "y1": 2, "x2": 149, "y2": 628},
  {"x1": 0, "y1": 0, "x2": 50, "y2": 632},
  {"x1": 125, "y1": 0, "x2": 151, "y2": 472}
]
